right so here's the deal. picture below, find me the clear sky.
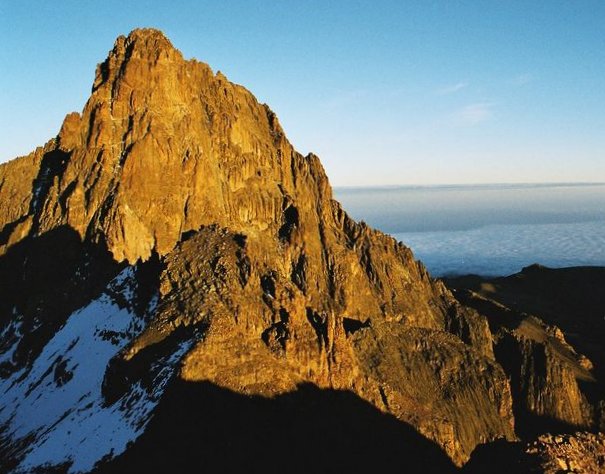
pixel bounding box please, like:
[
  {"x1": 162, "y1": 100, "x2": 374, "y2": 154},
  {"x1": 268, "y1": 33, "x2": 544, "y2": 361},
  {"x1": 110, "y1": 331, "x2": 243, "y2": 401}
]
[{"x1": 1, "y1": 1, "x2": 604, "y2": 185}]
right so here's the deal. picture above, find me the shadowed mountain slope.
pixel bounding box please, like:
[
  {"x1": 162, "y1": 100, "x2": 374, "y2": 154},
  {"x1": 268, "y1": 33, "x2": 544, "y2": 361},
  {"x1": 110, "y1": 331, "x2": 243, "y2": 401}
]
[
  {"x1": 95, "y1": 380, "x2": 458, "y2": 474},
  {"x1": 446, "y1": 266, "x2": 605, "y2": 438}
]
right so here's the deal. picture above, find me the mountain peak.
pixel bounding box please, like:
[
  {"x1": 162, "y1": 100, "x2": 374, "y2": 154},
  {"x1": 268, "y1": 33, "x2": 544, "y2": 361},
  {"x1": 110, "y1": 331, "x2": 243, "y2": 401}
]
[
  {"x1": 115, "y1": 28, "x2": 178, "y2": 59},
  {"x1": 6, "y1": 28, "x2": 317, "y2": 263},
  {"x1": 91, "y1": 28, "x2": 184, "y2": 95},
  {"x1": 126, "y1": 27, "x2": 172, "y2": 43}
]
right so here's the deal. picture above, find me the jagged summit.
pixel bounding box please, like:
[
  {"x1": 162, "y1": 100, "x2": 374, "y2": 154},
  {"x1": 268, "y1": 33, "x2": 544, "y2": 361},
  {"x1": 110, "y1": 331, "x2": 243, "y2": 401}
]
[
  {"x1": 111, "y1": 28, "x2": 178, "y2": 59},
  {"x1": 91, "y1": 28, "x2": 183, "y2": 94},
  {"x1": 0, "y1": 30, "x2": 601, "y2": 473},
  {"x1": 117, "y1": 27, "x2": 176, "y2": 52},
  {"x1": 3, "y1": 27, "x2": 301, "y2": 262}
]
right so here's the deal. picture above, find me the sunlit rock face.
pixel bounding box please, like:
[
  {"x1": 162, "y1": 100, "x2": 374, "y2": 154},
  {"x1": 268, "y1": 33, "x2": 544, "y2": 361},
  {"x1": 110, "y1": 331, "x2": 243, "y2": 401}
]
[{"x1": 13, "y1": 28, "x2": 605, "y2": 473}]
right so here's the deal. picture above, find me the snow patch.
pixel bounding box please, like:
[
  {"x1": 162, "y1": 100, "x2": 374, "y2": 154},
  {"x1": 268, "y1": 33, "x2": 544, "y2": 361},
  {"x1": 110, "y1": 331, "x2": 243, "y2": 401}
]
[
  {"x1": 0, "y1": 267, "x2": 192, "y2": 473},
  {"x1": 0, "y1": 314, "x2": 23, "y2": 368}
]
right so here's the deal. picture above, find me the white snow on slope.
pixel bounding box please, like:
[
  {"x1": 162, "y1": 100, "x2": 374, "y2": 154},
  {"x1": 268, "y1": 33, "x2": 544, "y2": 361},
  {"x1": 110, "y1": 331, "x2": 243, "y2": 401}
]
[
  {"x1": 0, "y1": 267, "x2": 193, "y2": 473},
  {"x1": 0, "y1": 312, "x2": 23, "y2": 367}
]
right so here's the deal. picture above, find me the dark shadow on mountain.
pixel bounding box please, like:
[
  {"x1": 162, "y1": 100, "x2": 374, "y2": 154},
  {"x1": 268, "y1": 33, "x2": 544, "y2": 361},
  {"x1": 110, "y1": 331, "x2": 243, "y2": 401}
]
[
  {"x1": 447, "y1": 288, "x2": 525, "y2": 334},
  {"x1": 94, "y1": 379, "x2": 458, "y2": 474},
  {"x1": 0, "y1": 216, "x2": 29, "y2": 247},
  {"x1": 493, "y1": 323, "x2": 597, "y2": 440},
  {"x1": 0, "y1": 226, "x2": 122, "y2": 376},
  {"x1": 29, "y1": 150, "x2": 70, "y2": 214},
  {"x1": 445, "y1": 267, "x2": 605, "y2": 434},
  {"x1": 102, "y1": 321, "x2": 207, "y2": 405},
  {"x1": 0, "y1": 421, "x2": 30, "y2": 474},
  {"x1": 445, "y1": 266, "x2": 605, "y2": 382},
  {"x1": 513, "y1": 412, "x2": 590, "y2": 441},
  {"x1": 463, "y1": 438, "x2": 541, "y2": 474}
]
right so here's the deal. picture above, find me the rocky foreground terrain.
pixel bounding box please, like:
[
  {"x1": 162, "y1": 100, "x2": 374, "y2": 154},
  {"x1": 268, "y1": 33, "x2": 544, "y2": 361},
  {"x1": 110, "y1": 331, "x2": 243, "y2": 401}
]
[{"x1": 0, "y1": 29, "x2": 603, "y2": 473}]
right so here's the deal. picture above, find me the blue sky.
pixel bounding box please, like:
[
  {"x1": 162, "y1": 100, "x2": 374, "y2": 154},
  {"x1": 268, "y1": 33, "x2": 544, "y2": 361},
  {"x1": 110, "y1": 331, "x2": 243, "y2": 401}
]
[{"x1": 1, "y1": 1, "x2": 604, "y2": 185}]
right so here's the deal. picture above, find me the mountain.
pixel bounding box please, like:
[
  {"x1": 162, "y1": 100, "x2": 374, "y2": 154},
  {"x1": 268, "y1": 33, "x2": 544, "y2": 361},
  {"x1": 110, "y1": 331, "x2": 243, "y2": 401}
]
[{"x1": 0, "y1": 29, "x2": 601, "y2": 473}]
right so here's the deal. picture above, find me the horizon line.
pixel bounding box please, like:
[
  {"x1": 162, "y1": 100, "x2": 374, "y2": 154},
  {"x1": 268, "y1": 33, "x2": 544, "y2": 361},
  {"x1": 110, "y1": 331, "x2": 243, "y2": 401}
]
[{"x1": 333, "y1": 181, "x2": 605, "y2": 190}]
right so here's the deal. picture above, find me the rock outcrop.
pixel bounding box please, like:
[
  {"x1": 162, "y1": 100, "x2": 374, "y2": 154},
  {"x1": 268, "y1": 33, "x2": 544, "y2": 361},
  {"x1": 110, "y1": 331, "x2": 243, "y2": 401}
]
[
  {"x1": 525, "y1": 432, "x2": 605, "y2": 473},
  {"x1": 446, "y1": 268, "x2": 605, "y2": 437}
]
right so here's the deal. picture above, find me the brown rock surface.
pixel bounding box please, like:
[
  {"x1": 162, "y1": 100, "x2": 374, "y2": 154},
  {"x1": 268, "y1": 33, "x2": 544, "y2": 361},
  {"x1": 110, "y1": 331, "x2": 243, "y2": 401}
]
[
  {"x1": 446, "y1": 264, "x2": 605, "y2": 382},
  {"x1": 447, "y1": 272, "x2": 604, "y2": 437},
  {"x1": 525, "y1": 432, "x2": 605, "y2": 473},
  {"x1": 108, "y1": 224, "x2": 514, "y2": 465}
]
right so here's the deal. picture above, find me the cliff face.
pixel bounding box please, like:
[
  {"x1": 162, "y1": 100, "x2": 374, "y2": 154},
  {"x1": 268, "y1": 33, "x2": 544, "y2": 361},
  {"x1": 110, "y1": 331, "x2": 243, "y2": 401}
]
[
  {"x1": 4, "y1": 28, "x2": 592, "y2": 473},
  {"x1": 449, "y1": 274, "x2": 604, "y2": 438}
]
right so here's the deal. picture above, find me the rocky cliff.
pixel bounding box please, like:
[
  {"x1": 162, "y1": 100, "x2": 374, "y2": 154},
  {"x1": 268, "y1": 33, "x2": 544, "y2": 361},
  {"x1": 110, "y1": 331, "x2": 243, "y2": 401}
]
[
  {"x1": 447, "y1": 266, "x2": 605, "y2": 437},
  {"x1": 0, "y1": 29, "x2": 598, "y2": 473}
]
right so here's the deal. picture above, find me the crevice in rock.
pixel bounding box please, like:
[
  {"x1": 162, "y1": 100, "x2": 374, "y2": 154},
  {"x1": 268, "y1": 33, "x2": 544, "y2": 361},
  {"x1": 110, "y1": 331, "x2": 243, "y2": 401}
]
[
  {"x1": 359, "y1": 244, "x2": 383, "y2": 291},
  {"x1": 118, "y1": 143, "x2": 134, "y2": 167},
  {"x1": 278, "y1": 203, "x2": 299, "y2": 242},
  {"x1": 260, "y1": 272, "x2": 277, "y2": 306},
  {"x1": 58, "y1": 180, "x2": 77, "y2": 213},
  {"x1": 379, "y1": 386, "x2": 390, "y2": 410},
  {"x1": 306, "y1": 308, "x2": 328, "y2": 350},
  {"x1": 290, "y1": 252, "x2": 307, "y2": 292},
  {"x1": 92, "y1": 59, "x2": 110, "y2": 93},
  {"x1": 279, "y1": 308, "x2": 290, "y2": 324},
  {"x1": 180, "y1": 229, "x2": 198, "y2": 243},
  {"x1": 236, "y1": 250, "x2": 251, "y2": 287},
  {"x1": 233, "y1": 233, "x2": 247, "y2": 248},
  {"x1": 29, "y1": 149, "x2": 71, "y2": 231},
  {"x1": 343, "y1": 317, "x2": 371, "y2": 336},
  {"x1": 0, "y1": 216, "x2": 28, "y2": 246},
  {"x1": 261, "y1": 322, "x2": 289, "y2": 352},
  {"x1": 53, "y1": 357, "x2": 74, "y2": 387}
]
